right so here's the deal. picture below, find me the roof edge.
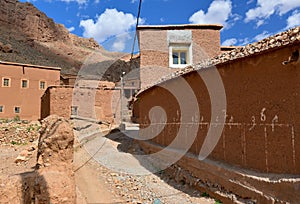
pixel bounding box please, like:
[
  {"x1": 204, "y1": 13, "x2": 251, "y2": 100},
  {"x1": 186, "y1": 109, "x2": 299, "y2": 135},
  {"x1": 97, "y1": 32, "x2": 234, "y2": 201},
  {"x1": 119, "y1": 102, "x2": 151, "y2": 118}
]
[
  {"x1": 0, "y1": 60, "x2": 61, "y2": 70},
  {"x1": 137, "y1": 24, "x2": 223, "y2": 30}
]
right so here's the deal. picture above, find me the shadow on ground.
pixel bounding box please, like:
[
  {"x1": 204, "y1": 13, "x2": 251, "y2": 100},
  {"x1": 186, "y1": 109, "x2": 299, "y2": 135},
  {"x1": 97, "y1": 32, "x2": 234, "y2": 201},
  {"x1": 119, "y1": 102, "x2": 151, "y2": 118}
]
[{"x1": 104, "y1": 128, "x2": 206, "y2": 201}]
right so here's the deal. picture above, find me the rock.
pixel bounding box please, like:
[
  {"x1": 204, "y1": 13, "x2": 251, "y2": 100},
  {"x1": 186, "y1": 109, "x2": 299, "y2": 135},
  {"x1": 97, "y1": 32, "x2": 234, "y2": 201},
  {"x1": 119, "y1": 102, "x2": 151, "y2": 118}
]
[
  {"x1": 14, "y1": 155, "x2": 28, "y2": 163},
  {"x1": 2, "y1": 44, "x2": 13, "y2": 53},
  {"x1": 293, "y1": 27, "x2": 299, "y2": 34}
]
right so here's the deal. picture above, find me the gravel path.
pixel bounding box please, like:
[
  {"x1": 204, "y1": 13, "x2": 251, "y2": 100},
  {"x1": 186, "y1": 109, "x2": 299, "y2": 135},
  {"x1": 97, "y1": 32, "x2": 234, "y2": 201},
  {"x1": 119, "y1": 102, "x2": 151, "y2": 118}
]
[{"x1": 74, "y1": 129, "x2": 215, "y2": 204}]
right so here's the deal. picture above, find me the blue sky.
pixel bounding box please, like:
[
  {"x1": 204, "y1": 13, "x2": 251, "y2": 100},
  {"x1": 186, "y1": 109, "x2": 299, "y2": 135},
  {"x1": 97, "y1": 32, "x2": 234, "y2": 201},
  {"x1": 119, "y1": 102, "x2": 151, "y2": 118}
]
[{"x1": 20, "y1": 0, "x2": 300, "y2": 52}]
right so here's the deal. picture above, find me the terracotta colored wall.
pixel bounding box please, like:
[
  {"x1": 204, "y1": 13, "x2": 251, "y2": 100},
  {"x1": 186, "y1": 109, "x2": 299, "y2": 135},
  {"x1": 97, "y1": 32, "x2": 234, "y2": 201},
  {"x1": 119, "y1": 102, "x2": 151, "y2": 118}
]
[
  {"x1": 41, "y1": 86, "x2": 118, "y2": 123},
  {"x1": 192, "y1": 29, "x2": 221, "y2": 61},
  {"x1": 0, "y1": 63, "x2": 60, "y2": 120},
  {"x1": 134, "y1": 43, "x2": 300, "y2": 174},
  {"x1": 138, "y1": 30, "x2": 168, "y2": 68},
  {"x1": 138, "y1": 28, "x2": 221, "y2": 68},
  {"x1": 138, "y1": 28, "x2": 221, "y2": 88}
]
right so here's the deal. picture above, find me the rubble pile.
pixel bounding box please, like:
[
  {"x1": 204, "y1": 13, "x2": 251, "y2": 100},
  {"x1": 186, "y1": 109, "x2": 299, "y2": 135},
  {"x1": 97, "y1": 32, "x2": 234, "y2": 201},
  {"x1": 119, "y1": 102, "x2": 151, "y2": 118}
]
[
  {"x1": 0, "y1": 115, "x2": 76, "y2": 203},
  {"x1": 35, "y1": 115, "x2": 76, "y2": 203},
  {"x1": 0, "y1": 119, "x2": 40, "y2": 145}
]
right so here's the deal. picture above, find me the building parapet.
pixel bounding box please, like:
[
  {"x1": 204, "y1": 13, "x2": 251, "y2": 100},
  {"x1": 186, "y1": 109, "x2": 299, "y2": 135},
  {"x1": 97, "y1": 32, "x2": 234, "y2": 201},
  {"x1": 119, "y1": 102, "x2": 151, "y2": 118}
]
[
  {"x1": 137, "y1": 24, "x2": 223, "y2": 30},
  {"x1": 0, "y1": 60, "x2": 61, "y2": 71}
]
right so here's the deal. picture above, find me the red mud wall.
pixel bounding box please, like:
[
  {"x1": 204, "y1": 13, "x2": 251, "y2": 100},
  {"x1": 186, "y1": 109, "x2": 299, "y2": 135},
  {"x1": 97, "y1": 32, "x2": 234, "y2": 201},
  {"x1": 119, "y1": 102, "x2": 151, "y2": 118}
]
[
  {"x1": 134, "y1": 43, "x2": 300, "y2": 174},
  {"x1": 137, "y1": 27, "x2": 221, "y2": 88},
  {"x1": 0, "y1": 63, "x2": 60, "y2": 120},
  {"x1": 41, "y1": 86, "x2": 117, "y2": 123}
]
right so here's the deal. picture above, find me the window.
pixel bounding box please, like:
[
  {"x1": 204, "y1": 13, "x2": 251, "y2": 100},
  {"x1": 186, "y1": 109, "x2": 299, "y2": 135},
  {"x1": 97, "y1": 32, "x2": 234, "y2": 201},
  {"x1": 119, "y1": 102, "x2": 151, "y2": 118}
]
[
  {"x1": 14, "y1": 107, "x2": 20, "y2": 114},
  {"x1": 0, "y1": 106, "x2": 3, "y2": 113},
  {"x1": 169, "y1": 44, "x2": 192, "y2": 68},
  {"x1": 40, "y1": 81, "x2": 46, "y2": 90},
  {"x1": 172, "y1": 51, "x2": 187, "y2": 65},
  {"x1": 2, "y1": 78, "x2": 10, "y2": 87},
  {"x1": 21, "y1": 79, "x2": 28, "y2": 88},
  {"x1": 71, "y1": 106, "x2": 78, "y2": 116}
]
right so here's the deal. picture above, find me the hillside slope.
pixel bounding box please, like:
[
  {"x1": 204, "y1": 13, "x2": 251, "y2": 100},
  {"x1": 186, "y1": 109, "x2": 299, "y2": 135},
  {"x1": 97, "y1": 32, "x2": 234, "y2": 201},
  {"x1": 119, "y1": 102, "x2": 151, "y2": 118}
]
[{"x1": 0, "y1": 0, "x2": 124, "y2": 74}]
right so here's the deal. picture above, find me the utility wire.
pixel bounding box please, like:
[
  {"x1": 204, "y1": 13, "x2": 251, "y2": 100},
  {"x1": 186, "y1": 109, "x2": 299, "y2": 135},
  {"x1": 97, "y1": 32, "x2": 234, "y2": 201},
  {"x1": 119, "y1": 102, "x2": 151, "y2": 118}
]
[{"x1": 130, "y1": 0, "x2": 143, "y2": 60}]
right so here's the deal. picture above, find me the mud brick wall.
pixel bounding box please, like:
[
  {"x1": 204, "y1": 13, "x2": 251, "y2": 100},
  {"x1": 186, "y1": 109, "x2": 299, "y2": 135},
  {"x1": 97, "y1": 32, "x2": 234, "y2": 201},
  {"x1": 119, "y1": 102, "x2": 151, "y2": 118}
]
[
  {"x1": 134, "y1": 43, "x2": 300, "y2": 174},
  {"x1": 41, "y1": 85, "x2": 118, "y2": 123},
  {"x1": 137, "y1": 26, "x2": 222, "y2": 89}
]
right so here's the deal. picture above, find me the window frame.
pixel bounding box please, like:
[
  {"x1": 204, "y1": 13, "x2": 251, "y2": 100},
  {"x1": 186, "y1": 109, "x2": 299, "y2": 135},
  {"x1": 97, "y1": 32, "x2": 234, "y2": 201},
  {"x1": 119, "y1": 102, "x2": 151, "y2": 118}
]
[
  {"x1": 21, "y1": 79, "x2": 29, "y2": 89},
  {"x1": 2, "y1": 77, "x2": 11, "y2": 87},
  {"x1": 169, "y1": 44, "x2": 192, "y2": 68},
  {"x1": 39, "y1": 81, "x2": 46, "y2": 90},
  {"x1": 0, "y1": 105, "x2": 3, "y2": 113},
  {"x1": 14, "y1": 106, "x2": 21, "y2": 114},
  {"x1": 71, "y1": 106, "x2": 78, "y2": 116}
]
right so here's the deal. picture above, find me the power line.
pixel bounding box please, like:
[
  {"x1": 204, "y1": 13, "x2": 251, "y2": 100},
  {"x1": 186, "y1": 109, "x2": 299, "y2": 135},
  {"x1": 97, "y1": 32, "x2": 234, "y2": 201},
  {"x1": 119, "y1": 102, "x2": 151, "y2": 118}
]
[{"x1": 130, "y1": 0, "x2": 143, "y2": 60}]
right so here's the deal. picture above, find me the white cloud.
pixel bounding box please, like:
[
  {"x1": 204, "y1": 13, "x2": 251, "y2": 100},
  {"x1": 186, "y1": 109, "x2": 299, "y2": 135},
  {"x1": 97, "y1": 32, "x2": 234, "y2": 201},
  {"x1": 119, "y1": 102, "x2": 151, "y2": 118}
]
[
  {"x1": 247, "y1": 0, "x2": 254, "y2": 5},
  {"x1": 94, "y1": 0, "x2": 100, "y2": 3},
  {"x1": 222, "y1": 38, "x2": 237, "y2": 46},
  {"x1": 112, "y1": 33, "x2": 131, "y2": 52},
  {"x1": 80, "y1": 8, "x2": 137, "y2": 43},
  {"x1": 189, "y1": 0, "x2": 232, "y2": 28},
  {"x1": 59, "y1": 0, "x2": 88, "y2": 4},
  {"x1": 80, "y1": 8, "x2": 143, "y2": 51},
  {"x1": 239, "y1": 38, "x2": 250, "y2": 45},
  {"x1": 255, "y1": 19, "x2": 265, "y2": 27},
  {"x1": 67, "y1": 26, "x2": 75, "y2": 32},
  {"x1": 286, "y1": 10, "x2": 300, "y2": 29},
  {"x1": 253, "y1": 31, "x2": 271, "y2": 41},
  {"x1": 245, "y1": 0, "x2": 300, "y2": 24}
]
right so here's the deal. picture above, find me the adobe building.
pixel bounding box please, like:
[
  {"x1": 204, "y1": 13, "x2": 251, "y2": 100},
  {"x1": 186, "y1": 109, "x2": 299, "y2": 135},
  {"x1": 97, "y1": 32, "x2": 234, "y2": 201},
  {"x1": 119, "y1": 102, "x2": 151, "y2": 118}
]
[
  {"x1": 137, "y1": 24, "x2": 224, "y2": 88},
  {"x1": 133, "y1": 26, "x2": 300, "y2": 202},
  {"x1": 0, "y1": 61, "x2": 60, "y2": 120},
  {"x1": 41, "y1": 81, "x2": 118, "y2": 124}
]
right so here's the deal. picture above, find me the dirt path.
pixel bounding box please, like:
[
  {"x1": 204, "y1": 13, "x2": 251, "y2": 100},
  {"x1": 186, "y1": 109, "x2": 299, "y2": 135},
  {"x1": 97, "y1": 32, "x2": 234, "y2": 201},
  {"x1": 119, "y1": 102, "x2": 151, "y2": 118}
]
[
  {"x1": 0, "y1": 124, "x2": 216, "y2": 204},
  {"x1": 74, "y1": 147, "x2": 124, "y2": 204},
  {"x1": 73, "y1": 129, "x2": 215, "y2": 204}
]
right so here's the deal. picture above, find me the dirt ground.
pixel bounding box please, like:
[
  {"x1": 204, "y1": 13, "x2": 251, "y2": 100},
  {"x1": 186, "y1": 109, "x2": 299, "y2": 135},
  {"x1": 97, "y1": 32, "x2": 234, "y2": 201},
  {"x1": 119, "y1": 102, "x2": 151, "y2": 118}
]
[
  {"x1": 0, "y1": 144, "x2": 215, "y2": 204},
  {"x1": 73, "y1": 128, "x2": 216, "y2": 204},
  {"x1": 0, "y1": 121, "x2": 216, "y2": 204}
]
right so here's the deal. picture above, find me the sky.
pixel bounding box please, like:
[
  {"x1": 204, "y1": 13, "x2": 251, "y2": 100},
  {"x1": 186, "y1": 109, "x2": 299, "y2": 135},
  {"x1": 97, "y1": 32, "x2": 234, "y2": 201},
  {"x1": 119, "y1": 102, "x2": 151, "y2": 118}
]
[{"x1": 20, "y1": 0, "x2": 300, "y2": 53}]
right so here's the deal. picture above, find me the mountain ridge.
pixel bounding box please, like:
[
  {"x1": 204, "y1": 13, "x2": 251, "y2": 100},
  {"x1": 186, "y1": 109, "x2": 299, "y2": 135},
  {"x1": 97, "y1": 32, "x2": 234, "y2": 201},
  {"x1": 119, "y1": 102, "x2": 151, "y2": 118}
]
[{"x1": 0, "y1": 0, "x2": 124, "y2": 74}]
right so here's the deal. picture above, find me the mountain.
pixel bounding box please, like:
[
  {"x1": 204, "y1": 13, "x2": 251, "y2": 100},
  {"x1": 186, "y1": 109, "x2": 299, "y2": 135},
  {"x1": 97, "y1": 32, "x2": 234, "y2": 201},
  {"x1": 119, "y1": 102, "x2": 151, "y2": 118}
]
[{"x1": 0, "y1": 0, "x2": 125, "y2": 74}]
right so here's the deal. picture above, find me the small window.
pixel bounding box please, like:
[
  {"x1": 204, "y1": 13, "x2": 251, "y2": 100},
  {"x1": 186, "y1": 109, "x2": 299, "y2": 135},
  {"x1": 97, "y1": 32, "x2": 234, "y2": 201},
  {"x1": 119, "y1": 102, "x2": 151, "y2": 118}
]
[
  {"x1": 0, "y1": 106, "x2": 3, "y2": 113},
  {"x1": 21, "y1": 79, "x2": 28, "y2": 88},
  {"x1": 2, "y1": 78, "x2": 10, "y2": 87},
  {"x1": 14, "y1": 107, "x2": 20, "y2": 114},
  {"x1": 40, "y1": 81, "x2": 46, "y2": 90},
  {"x1": 71, "y1": 106, "x2": 78, "y2": 116},
  {"x1": 172, "y1": 50, "x2": 187, "y2": 65},
  {"x1": 169, "y1": 44, "x2": 192, "y2": 68}
]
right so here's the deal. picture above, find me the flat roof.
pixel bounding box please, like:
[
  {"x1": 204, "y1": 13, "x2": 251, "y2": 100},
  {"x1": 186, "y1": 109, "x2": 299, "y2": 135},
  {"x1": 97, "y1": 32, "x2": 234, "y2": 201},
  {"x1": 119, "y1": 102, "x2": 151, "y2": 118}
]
[
  {"x1": 0, "y1": 60, "x2": 61, "y2": 70},
  {"x1": 137, "y1": 24, "x2": 223, "y2": 30}
]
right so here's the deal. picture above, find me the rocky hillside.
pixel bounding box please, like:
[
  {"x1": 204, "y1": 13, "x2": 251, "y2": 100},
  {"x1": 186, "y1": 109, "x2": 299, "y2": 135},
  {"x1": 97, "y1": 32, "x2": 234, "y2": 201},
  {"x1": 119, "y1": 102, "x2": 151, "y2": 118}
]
[{"x1": 0, "y1": 0, "x2": 124, "y2": 74}]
